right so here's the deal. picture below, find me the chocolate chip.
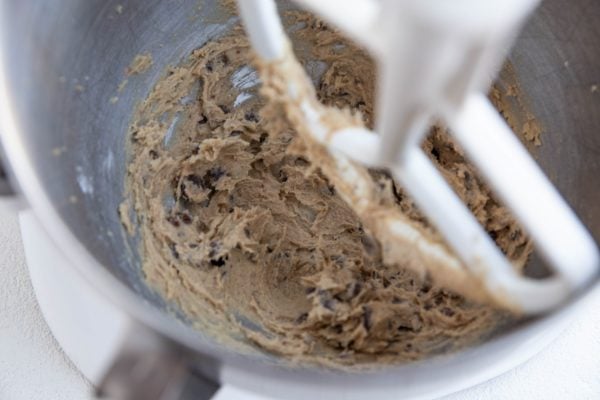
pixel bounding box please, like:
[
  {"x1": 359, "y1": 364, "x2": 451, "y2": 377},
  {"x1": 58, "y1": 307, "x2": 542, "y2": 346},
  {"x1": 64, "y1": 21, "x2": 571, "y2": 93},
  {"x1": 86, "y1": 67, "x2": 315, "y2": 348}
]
[
  {"x1": 244, "y1": 111, "x2": 259, "y2": 122},
  {"x1": 205, "y1": 62, "x2": 213, "y2": 72},
  {"x1": 220, "y1": 54, "x2": 229, "y2": 65},
  {"x1": 351, "y1": 282, "x2": 362, "y2": 298},
  {"x1": 180, "y1": 212, "x2": 192, "y2": 224},
  {"x1": 169, "y1": 243, "x2": 180, "y2": 259},
  {"x1": 210, "y1": 257, "x2": 226, "y2": 267},
  {"x1": 166, "y1": 215, "x2": 180, "y2": 227},
  {"x1": 149, "y1": 149, "x2": 159, "y2": 159},
  {"x1": 419, "y1": 282, "x2": 432, "y2": 295},
  {"x1": 279, "y1": 172, "x2": 288, "y2": 183},
  {"x1": 179, "y1": 183, "x2": 191, "y2": 203},
  {"x1": 362, "y1": 306, "x2": 373, "y2": 331},
  {"x1": 434, "y1": 294, "x2": 445, "y2": 306},
  {"x1": 208, "y1": 167, "x2": 226, "y2": 182},
  {"x1": 295, "y1": 313, "x2": 308, "y2": 324},
  {"x1": 441, "y1": 307, "x2": 455, "y2": 317},
  {"x1": 317, "y1": 289, "x2": 335, "y2": 311},
  {"x1": 431, "y1": 147, "x2": 441, "y2": 161},
  {"x1": 186, "y1": 174, "x2": 203, "y2": 187},
  {"x1": 199, "y1": 170, "x2": 216, "y2": 191},
  {"x1": 197, "y1": 221, "x2": 208, "y2": 233},
  {"x1": 248, "y1": 138, "x2": 263, "y2": 155},
  {"x1": 294, "y1": 157, "x2": 310, "y2": 167},
  {"x1": 198, "y1": 114, "x2": 208, "y2": 125}
]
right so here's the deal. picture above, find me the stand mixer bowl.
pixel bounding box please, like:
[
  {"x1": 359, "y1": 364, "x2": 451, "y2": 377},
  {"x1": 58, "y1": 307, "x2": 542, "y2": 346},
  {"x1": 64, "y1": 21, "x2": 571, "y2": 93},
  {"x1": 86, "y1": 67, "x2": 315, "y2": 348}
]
[{"x1": 1, "y1": 0, "x2": 599, "y2": 398}]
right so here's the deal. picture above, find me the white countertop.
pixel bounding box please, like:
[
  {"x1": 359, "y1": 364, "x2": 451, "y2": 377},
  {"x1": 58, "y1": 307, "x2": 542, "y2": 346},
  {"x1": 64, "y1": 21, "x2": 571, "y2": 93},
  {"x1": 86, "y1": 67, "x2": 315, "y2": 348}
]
[{"x1": 1, "y1": 199, "x2": 599, "y2": 400}]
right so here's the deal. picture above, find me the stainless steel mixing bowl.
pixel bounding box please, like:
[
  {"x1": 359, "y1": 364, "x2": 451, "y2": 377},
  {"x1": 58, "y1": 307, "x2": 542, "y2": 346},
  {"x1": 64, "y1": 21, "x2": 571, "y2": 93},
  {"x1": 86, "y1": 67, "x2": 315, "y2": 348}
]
[{"x1": 1, "y1": 0, "x2": 599, "y2": 399}]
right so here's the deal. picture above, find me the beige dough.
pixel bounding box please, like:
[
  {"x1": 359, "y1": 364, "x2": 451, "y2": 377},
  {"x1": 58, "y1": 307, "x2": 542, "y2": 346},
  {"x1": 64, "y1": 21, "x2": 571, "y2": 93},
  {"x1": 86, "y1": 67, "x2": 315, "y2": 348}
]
[
  {"x1": 126, "y1": 52, "x2": 153, "y2": 76},
  {"x1": 121, "y1": 14, "x2": 536, "y2": 368}
]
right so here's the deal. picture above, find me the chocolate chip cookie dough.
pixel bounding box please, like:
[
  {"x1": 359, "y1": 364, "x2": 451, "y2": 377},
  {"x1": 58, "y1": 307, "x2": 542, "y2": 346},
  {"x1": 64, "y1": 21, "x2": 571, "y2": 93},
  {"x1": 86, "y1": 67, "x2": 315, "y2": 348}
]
[{"x1": 120, "y1": 13, "x2": 535, "y2": 368}]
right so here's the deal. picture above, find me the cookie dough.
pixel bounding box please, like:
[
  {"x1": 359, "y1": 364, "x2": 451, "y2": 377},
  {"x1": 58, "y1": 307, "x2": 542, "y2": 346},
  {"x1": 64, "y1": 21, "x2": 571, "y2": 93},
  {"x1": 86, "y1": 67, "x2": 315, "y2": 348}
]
[
  {"x1": 121, "y1": 14, "x2": 534, "y2": 368},
  {"x1": 126, "y1": 52, "x2": 153, "y2": 76}
]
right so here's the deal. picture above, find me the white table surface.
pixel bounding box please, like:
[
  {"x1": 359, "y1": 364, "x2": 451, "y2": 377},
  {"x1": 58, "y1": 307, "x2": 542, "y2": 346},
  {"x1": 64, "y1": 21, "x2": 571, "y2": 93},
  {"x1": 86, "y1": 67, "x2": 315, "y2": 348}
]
[{"x1": 1, "y1": 199, "x2": 599, "y2": 400}]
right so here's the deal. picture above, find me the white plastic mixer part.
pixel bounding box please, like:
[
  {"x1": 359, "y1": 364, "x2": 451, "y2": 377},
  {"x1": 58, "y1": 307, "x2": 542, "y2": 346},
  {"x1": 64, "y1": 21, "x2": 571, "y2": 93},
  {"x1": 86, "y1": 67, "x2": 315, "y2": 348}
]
[{"x1": 235, "y1": 0, "x2": 599, "y2": 313}]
